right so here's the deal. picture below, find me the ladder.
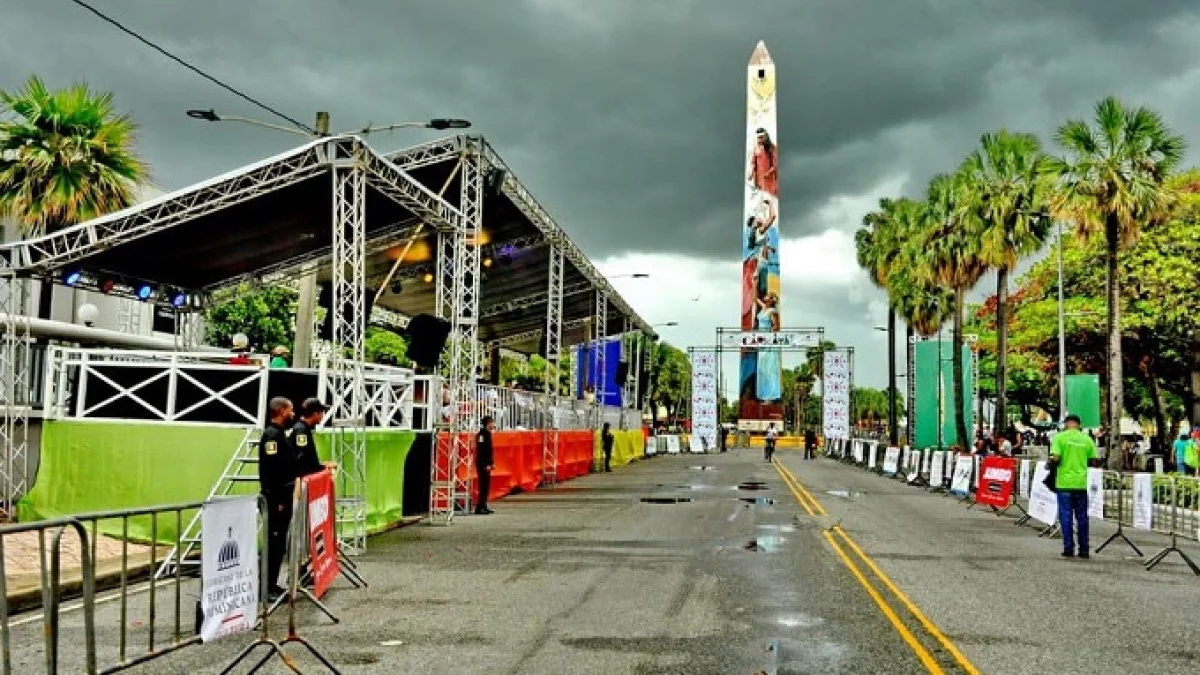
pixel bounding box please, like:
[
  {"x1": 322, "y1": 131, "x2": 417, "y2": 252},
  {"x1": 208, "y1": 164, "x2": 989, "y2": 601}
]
[{"x1": 155, "y1": 427, "x2": 261, "y2": 579}]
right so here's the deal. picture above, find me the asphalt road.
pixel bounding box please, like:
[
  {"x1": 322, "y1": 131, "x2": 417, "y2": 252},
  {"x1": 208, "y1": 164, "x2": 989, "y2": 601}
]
[{"x1": 9, "y1": 448, "x2": 1200, "y2": 673}]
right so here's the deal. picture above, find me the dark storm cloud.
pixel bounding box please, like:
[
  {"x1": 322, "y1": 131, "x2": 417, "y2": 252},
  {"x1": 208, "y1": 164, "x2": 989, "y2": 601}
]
[{"x1": 3, "y1": 0, "x2": 1200, "y2": 265}]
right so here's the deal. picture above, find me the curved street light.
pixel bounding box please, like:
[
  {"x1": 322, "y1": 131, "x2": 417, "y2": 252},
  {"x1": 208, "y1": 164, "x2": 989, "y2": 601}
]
[
  {"x1": 186, "y1": 109, "x2": 472, "y2": 138},
  {"x1": 608, "y1": 273, "x2": 650, "y2": 279}
]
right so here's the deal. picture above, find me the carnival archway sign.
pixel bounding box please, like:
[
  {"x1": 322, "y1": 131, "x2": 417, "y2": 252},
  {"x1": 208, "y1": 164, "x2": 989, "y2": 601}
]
[{"x1": 687, "y1": 327, "x2": 825, "y2": 450}]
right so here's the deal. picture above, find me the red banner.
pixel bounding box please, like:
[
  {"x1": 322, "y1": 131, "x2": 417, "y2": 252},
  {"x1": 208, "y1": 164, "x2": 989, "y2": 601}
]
[
  {"x1": 976, "y1": 456, "x2": 1017, "y2": 508},
  {"x1": 302, "y1": 470, "x2": 337, "y2": 598}
]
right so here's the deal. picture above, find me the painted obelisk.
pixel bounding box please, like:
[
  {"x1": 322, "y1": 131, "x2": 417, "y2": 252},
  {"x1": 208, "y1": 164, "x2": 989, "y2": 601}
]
[{"x1": 739, "y1": 40, "x2": 783, "y2": 428}]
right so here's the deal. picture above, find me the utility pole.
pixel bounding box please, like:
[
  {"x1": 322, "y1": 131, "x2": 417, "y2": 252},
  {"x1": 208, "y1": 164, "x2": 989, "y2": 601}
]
[
  {"x1": 1056, "y1": 219, "x2": 1067, "y2": 420},
  {"x1": 292, "y1": 111, "x2": 329, "y2": 368}
]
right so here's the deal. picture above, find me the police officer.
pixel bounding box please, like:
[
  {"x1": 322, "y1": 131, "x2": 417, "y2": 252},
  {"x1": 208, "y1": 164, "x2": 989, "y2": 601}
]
[
  {"x1": 601, "y1": 422, "x2": 615, "y2": 472},
  {"x1": 475, "y1": 416, "x2": 495, "y2": 515},
  {"x1": 259, "y1": 397, "x2": 298, "y2": 598},
  {"x1": 291, "y1": 398, "x2": 336, "y2": 477}
]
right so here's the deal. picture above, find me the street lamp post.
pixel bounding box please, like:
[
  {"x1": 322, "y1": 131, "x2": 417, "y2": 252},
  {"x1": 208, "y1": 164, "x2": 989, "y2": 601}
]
[{"x1": 1056, "y1": 218, "x2": 1068, "y2": 421}]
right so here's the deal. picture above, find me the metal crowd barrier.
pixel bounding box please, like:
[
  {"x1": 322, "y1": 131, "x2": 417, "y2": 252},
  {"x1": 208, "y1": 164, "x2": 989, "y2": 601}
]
[
  {"x1": 0, "y1": 518, "x2": 95, "y2": 674},
  {"x1": 821, "y1": 444, "x2": 1200, "y2": 576}
]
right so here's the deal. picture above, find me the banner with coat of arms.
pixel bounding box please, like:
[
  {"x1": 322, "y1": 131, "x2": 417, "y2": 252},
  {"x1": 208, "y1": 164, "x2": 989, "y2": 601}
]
[
  {"x1": 822, "y1": 349, "x2": 852, "y2": 441},
  {"x1": 690, "y1": 349, "x2": 719, "y2": 452}
]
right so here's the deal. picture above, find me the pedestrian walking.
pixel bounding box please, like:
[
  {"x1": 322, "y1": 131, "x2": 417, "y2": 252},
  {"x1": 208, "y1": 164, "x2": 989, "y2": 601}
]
[
  {"x1": 764, "y1": 423, "x2": 778, "y2": 462},
  {"x1": 719, "y1": 425, "x2": 729, "y2": 453},
  {"x1": 259, "y1": 397, "x2": 298, "y2": 599},
  {"x1": 804, "y1": 427, "x2": 817, "y2": 460},
  {"x1": 602, "y1": 422, "x2": 614, "y2": 472},
  {"x1": 1050, "y1": 414, "x2": 1097, "y2": 559},
  {"x1": 475, "y1": 416, "x2": 495, "y2": 515}
]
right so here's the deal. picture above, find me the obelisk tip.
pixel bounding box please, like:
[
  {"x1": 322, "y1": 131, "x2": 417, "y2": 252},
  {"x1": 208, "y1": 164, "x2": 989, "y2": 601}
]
[{"x1": 749, "y1": 41, "x2": 772, "y2": 65}]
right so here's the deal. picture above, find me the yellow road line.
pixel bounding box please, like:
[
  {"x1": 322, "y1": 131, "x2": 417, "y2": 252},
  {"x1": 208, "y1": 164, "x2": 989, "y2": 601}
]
[
  {"x1": 831, "y1": 526, "x2": 982, "y2": 675},
  {"x1": 776, "y1": 461, "x2": 827, "y2": 516},
  {"x1": 774, "y1": 459, "x2": 981, "y2": 675},
  {"x1": 821, "y1": 530, "x2": 945, "y2": 674},
  {"x1": 772, "y1": 462, "x2": 818, "y2": 515}
]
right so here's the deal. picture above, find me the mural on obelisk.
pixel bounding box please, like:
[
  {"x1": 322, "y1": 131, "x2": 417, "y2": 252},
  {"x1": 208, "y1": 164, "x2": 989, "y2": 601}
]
[{"x1": 739, "y1": 40, "x2": 783, "y2": 426}]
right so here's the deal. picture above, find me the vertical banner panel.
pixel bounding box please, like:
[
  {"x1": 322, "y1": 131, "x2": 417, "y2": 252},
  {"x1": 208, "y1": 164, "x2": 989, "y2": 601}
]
[
  {"x1": 690, "y1": 349, "x2": 719, "y2": 451},
  {"x1": 822, "y1": 350, "x2": 851, "y2": 441}
]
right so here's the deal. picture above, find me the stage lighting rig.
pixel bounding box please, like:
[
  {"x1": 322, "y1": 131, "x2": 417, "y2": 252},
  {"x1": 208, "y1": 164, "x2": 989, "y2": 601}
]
[
  {"x1": 62, "y1": 267, "x2": 83, "y2": 286},
  {"x1": 135, "y1": 283, "x2": 154, "y2": 301}
]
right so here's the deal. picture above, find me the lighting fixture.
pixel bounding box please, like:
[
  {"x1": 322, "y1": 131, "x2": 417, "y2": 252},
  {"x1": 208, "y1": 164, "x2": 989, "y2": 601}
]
[
  {"x1": 422, "y1": 272, "x2": 434, "y2": 284},
  {"x1": 62, "y1": 268, "x2": 83, "y2": 286},
  {"x1": 169, "y1": 290, "x2": 188, "y2": 308},
  {"x1": 135, "y1": 283, "x2": 154, "y2": 301}
]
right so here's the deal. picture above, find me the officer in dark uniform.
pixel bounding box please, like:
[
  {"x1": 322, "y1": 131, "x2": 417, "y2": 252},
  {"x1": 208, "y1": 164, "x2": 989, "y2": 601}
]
[
  {"x1": 475, "y1": 416, "x2": 495, "y2": 515},
  {"x1": 259, "y1": 396, "x2": 298, "y2": 598},
  {"x1": 291, "y1": 398, "x2": 334, "y2": 477},
  {"x1": 601, "y1": 422, "x2": 615, "y2": 472}
]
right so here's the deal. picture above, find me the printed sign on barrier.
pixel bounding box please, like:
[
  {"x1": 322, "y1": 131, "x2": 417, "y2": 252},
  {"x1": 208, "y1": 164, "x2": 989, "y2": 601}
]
[
  {"x1": 972, "y1": 455, "x2": 981, "y2": 489},
  {"x1": 1028, "y1": 461, "x2": 1058, "y2": 526},
  {"x1": 1086, "y1": 468, "x2": 1105, "y2": 520},
  {"x1": 976, "y1": 456, "x2": 1016, "y2": 508},
  {"x1": 303, "y1": 470, "x2": 337, "y2": 598},
  {"x1": 1018, "y1": 459, "x2": 1031, "y2": 498},
  {"x1": 853, "y1": 441, "x2": 864, "y2": 464},
  {"x1": 665, "y1": 436, "x2": 681, "y2": 454},
  {"x1": 882, "y1": 447, "x2": 901, "y2": 476},
  {"x1": 867, "y1": 443, "x2": 877, "y2": 469},
  {"x1": 907, "y1": 450, "x2": 922, "y2": 483},
  {"x1": 200, "y1": 495, "x2": 258, "y2": 642},
  {"x1": 930, "y1": 451, "x2": 944, "y2": 487},
  {"x1": 1132, "y1": 473, "x2": 1153, "y2": 530},
  {"x1": 949, "y1": 456, "x2": 973, "y2": 496}
]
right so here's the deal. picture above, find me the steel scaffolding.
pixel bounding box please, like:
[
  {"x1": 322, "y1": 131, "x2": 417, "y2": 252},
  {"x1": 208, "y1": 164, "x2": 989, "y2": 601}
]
[
  {"x1": 542, "y1": 245, "x2": 564, "y2": 483},
  {"x1": 0, "y1": 272, "x2": 30, "y2": 511},
  {"x1": 329, "y1": 140, "x2": 370, "y2": 552},
  {"x1": 594, "y1": 291, "x2": 608, "y2": 408},
  {"x1": 428, "y1": 139, "x2": 484, "y2": 523}
]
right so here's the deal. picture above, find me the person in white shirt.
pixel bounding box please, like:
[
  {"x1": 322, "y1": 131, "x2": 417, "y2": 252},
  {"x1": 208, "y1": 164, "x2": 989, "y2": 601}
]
[{"x1": 765, "y1": 423, "x2": 779, "y2": 462}]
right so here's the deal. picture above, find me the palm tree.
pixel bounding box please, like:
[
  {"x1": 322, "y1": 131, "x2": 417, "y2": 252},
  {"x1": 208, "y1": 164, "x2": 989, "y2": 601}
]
[
  {"x1": 0, "y1": 76, "x2": 147, "y2": 316},
  {"x1": 923, "y1": 172, "x2": 987, "y2": 449},
  {"x1": 856, "y1": 197, "x2": 906, "y2": 445},
  {"x1": 963, "y1": 131, "x2": 1055, "y2": 436},
  {"x1": 1053, "y1": 97, "x2": 1184, "y2": 465}
]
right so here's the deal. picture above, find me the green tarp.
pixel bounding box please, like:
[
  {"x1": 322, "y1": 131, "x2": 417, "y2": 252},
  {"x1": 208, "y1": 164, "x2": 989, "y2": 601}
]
[
  {"x1": 18, "y1": 420, "x2": 415, "y2": 544},
  {"x1": 1065, "y1": 374, "x2": 1101, "y2": 428},
  {"x1": 913, "y1": 340, "x2": 973, "y2": 449}
]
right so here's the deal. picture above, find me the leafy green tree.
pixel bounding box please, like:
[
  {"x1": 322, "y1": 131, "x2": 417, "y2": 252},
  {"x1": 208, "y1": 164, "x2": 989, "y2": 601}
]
[
  {"x1": 856, "y1": 197, "x2": 907, "y2": 443},
  {"x1": 963, "y1": 130, "x2": 1056, "y2": 432},
  {"x1": 1053, "y1": 97, "x2": 1185, "y2": 464},
  {"x1": 924, "y1": 171, "x2": 987, "y2": 447},
  {"x1": 648, "y1": 342, "x2": 691, "y2": 419},
  {"x1": 365, "y1": 327, "x2": 410, "y2": 366},
  {"x1": 205, "y1": 285, "x2": 298, "y2": 354},
  {"x1": 0, "y1": 76, "x2": 147, "y2": 317}
]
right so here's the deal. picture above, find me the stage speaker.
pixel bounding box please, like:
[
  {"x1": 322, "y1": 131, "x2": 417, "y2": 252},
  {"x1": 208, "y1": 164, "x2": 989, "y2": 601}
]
[
  {"x1": 406, "y1": 314, "x2": 452, "y2": 368},
  {"x1": 615, "y1": 361, "x2": 630, "y2": 386}
]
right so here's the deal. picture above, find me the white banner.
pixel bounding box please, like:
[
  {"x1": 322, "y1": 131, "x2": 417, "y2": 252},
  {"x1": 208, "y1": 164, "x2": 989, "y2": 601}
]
[
  {"x1": 665, "y1": 436, "x2": 681, "y2": 454},
  {"x1": 1086, "y1": 468, "x2": 1105, "y2": 520},
  {"x1": 689, "y1": 350, "x2": 718, "y2": 452},
  {"x1": 200, "y1": 495, "x2": 259, "y2": 642},
  {"x1": 907, "y1": 450, "x2": 922, "y2": 483},
  {"x1": 1019, "y1": 459, "x2": 1031, "y2": 498},
  {"x1": 1132, "y1": 472, "x2": 1153, "y2": 530},
  {"x1": 882, "y1": 446, "x2": 901, "y2": 476},
  {"x1": 822, "y1": 350, "x2": 851, "y2": 441},
  {"x1": 950, "y1": 456, "x2": 973, "y2": 495},
  {"x1": 945, "y1": 451, "x2": 954, "y2": 482},
  {"x1": 853, "y1": 440, "x2": 864, "y2": 464},
  {"x1": 973, "y1": 455, "x2": 981, "y2": 488},
  {"x1": 1028, "y1": 462, "x2": 1058, "y2": 526},
  {"x1": 930, "y1": 451, "x2": 945, "y2": 486},
  {"x1": 719, "y1": 330, "x2": 821, "y2": 349},
  {"x1": 867, "y1": 442, "x2": 877, "y2": 469}
]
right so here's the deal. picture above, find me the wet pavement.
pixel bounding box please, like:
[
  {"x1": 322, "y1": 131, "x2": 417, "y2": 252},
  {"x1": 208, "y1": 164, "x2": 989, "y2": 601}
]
[{"x1": 12, "y1": 448, "x2": 1197, "y2": 673}]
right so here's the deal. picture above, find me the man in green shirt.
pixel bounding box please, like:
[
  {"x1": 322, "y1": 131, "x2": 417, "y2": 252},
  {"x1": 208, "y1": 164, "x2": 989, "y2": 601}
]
[
  {"x1": 269, "y1": 345, "x2": 290, "y2": 369},
  {"x1": 1050, "y1": 414, "x2": 1097, "y2": 558}
]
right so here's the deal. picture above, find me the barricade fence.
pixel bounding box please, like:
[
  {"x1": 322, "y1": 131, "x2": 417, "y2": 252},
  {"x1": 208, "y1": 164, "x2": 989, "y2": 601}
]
[
  {"x1": 1, "y1": 483, "x2": 350, "y2": 673},
  {"x1": 821, "y1": 440, "x2": 1200, "y2": 576}
]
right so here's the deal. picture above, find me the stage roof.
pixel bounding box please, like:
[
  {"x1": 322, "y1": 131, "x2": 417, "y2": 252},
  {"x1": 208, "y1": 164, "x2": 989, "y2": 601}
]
[{"x1": 0, "y1": 134, "x2": 654, "y2": 354}]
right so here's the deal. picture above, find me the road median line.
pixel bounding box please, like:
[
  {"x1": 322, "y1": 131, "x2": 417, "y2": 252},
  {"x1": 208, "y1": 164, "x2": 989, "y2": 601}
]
[{"x1": 774, "y1": 459, "x2": 981, "y2": 675}]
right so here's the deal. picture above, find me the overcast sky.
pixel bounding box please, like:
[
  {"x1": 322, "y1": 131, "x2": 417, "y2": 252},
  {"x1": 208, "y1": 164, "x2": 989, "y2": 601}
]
[{"x1": 5, "y1": 0, "x2": 1200, "y2": 388}]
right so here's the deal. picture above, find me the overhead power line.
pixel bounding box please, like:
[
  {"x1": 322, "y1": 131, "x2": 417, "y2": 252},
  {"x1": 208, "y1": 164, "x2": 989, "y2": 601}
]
[{"x1": 66, "y1": 0, "x2": 317, "y2": 135}]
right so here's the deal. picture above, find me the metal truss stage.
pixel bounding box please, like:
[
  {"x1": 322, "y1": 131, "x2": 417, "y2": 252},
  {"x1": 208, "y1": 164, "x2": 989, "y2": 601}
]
[{"x1": 0, "y1": 133, "x2": 655, "y2": 546}]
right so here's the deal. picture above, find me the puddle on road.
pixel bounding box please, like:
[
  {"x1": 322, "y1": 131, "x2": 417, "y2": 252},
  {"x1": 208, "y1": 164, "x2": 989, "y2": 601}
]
[
  {"x1": 738, "y1": 497, "x2": 775, "y2": 505},
  {"x1": 689, "y1": 466, "x2": 716, "y2": 471},
  {"x1": 640, "y1": 496, "x2": 693, "y2": 504},
  {"x1": 776, "y1": 613, "x2": 824, "y2": 629},
  {"x1": 825, "y1": 489, "x2": 865, "y2": 499},
  {"x1": 743, "y1": 535, "x2": 784, "y2": 552},
  {"x1": 757, "y1": 523, "x2": 796, "y2": 533},
  {"x1": 738, "y1": 480, "x2": 769, "y2": 491}
]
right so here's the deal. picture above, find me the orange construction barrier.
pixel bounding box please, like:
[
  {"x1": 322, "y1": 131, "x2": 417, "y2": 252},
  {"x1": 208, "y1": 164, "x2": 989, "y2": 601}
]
[{"x1": 434, "y1": 430, "x2": 603, "y2": 507}]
